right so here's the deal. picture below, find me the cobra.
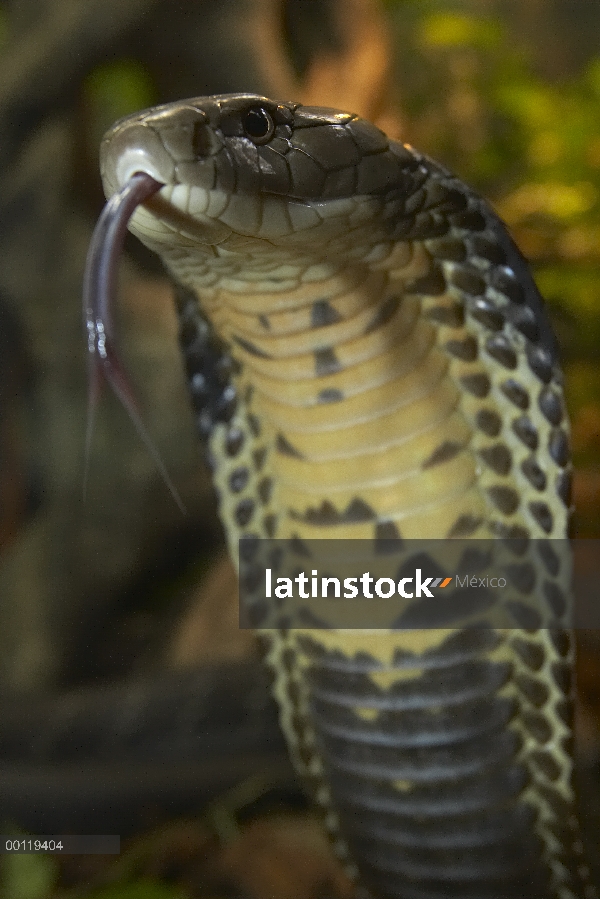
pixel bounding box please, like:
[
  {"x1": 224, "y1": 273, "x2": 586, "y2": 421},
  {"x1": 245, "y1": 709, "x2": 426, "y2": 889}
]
[{"x1": 85, "y1": 94, "x2": 594, "y2": 899}]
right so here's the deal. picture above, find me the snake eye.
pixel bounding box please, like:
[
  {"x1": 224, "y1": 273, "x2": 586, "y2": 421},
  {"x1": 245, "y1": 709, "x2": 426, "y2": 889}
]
[{"x1": 242, "y1": 107, "x2": 275, "y2": 144}]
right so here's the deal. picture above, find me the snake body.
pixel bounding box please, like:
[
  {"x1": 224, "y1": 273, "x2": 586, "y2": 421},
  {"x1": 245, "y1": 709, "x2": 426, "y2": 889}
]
[{"x1": 93, "y1": 94, "x2": 593, "y2": 899}]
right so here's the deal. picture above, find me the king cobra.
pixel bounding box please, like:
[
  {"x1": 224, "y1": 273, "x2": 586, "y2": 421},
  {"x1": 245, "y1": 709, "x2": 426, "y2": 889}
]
[{"x1": 85, "y1": 94, "x2": 595, "y2": 899}]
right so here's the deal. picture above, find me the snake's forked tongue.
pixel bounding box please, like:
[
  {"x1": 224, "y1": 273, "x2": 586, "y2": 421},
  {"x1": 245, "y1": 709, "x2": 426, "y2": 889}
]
[{"x1": 83, "y1": 172, "x2": 186, "y2": 514}]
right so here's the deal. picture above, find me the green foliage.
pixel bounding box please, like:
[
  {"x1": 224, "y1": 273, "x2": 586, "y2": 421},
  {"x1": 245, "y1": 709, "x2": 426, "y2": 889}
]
[
  {"x1": 83, "y1": 59, "x2": 157, "y2": 152},
  {"x1": 387, "y1": 7, "x2": 600, "y2": 321},
  {"x1": 420, "y1": 11, "x2": 502, "y2": 50},
  {"x1": 80, "y1": 879, "x2": 189, "y2": 899},
  {"x1": 1, "y1": 852, "x2": 58, "y2": 899}
]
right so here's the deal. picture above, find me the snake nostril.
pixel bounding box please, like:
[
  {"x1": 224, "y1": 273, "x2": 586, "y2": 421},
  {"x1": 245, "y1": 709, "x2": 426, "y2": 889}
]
[{"x1": 192, "y1": 121, "x2": 218, "y2": 157}]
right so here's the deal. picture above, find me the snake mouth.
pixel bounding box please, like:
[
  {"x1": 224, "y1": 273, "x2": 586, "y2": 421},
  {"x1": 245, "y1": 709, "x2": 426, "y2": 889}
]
[
  {"x1": 100, "y1": 120, "x2": 234, "y2": 246},
  {"x1": 137, "y1": 185, "x2": 235, "y2": 246}
]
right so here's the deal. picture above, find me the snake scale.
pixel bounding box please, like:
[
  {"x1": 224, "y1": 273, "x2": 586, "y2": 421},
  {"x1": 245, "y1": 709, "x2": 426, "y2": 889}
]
[{"x1": 85, "y1": 94, "x2": 595, "y2": 899}]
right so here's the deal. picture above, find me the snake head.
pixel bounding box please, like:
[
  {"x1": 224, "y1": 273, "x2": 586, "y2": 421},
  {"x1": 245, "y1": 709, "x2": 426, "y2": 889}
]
[
  {"x1": 99, "y1": 93, "x2": 411, "y2": 253},
  {"x1": 87, "y1": 94, "x2": 413, "y2": 509}
]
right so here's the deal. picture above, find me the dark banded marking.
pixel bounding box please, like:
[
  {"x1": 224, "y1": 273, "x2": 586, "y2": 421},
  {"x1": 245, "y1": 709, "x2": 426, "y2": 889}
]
[
  {"x1": 374, "y1": 520, "x2": 403, "y2": 553},
  {"x1": 342, "y1": 497, "x2": 378, "y2": 523},
  {"x1": 240, "y1": 555, "x2": 264, "y2": 592},
  {"x1": 460, "y1": 373, "x2": 491, "y2": 398},
  {"x1": 528, "y1": 501, "x2": 554, "y2": 534},
  {"x1": 449, "y1": 208, "x2": 487, "y2": 231},
  {"x1": 225, "y1": 427, "x2": 245, "y2": 456},
  {"x1": 263, "y1": 514, "x2": 277, "y2": 537},
  {"x1": 318, "y1": 388, "x2": 344, "y2": 403},
  {"x1": 506, "y1": 562, "x2": 536, "y2": 595},
  {"x1": 239, "y1": 533, "x2": 260, "y2": 562},
  {"x1": 531, "y1": 751, "x2": 561, "y2": 782},
  {"x1": 490, "y1": 266, "x2": 525, "y2": 304},
  {"x1": 311, "y1": 299, "x2": 342, "y2": 327},
  {"x1": 235, "y1": 498, "x2": 255, "y2": 527},
  {"x1": 422, "y1": 440, "x2": 463, "y2": 469},
  {"x1": 538, "y1": 387, "x2": 563, "y2": 426},
  {"x1": 527, "y1": 346, "x2": 553, "y2": 384},
  {"x1": 315, "y1": 347, "x2": 342, "y2": 376},
  {"x1": 507, "y1": 602, "x2": 542, "y2": 631},
  {"x1": 479, "y1": 444, "x2": 512, "y2": 476},
  {"x1": 487, "y1": 485, "x2": 520, "y2": 515},
  {"x1": 405, "y1": 265, "x2": 447, "y2": 296},
  {"x1": 485, "y1": 334, "x2": 517, "y2": 370},
  {"x1": 444, "y1": 335, "x2": 478, "y2": 361},
  {"x1": 289, "y1": 535, "x2": 312, "y2": 557},
  {"x1": 509, "y1": 305, "x2": 540, "y2": 343},
  {"x1": 548, "y1": 428, "x2": 570, "y2": 467},
  {"x1": 522, "y1": 712, "x2": 553, "y2": 744},
  {"x1": 469, "y1": 298, "x2": 504, "y2": 331},
  {"x1": 364, "y1": 295, "x2": 400, "y2": 335},
  {"x1": 252, "y1": 446, "x2": 267, "y2": 470},
  {"x1": 549, "y1": 628, "x2": 571, "y2": 657},
  {"x1": 229, "y1": 466, "x2": 249, "y2": 493},
  {"x1": 488, "y1": 522, "x2": 530, "y2": 551},
  {"x1": 234, "y1": 335, "x2": 272, "y2": 358},
  {"x1": 504, "y1": 527, "x2": 530, "y2": 552},
  {"x1": 276, "y1": 433, "x2": 304, "y2": 458},
  {"x1": 544, "y1": 581, "x2": 567, "y2": 617},
  {"x1": 521, "y1": 457, "x2": 547, "y2": 491},
  {"x1": 512, "y1": 416, "x2": 539, "y2": 451},
  {"x1": 424, "y1": 182, "x2": 468, "y2": 213},
  {"x1": 248, "y1": 413, "x2": 261, "y2": 437},
  {"x1": 515, "y1": 675, "x2": 549, "y2": 708},
  {"x1": 556, "y1": 470, "x2": 572, "y2": 507},
  {"x1": 257, "y1": 477, "x2": 273, "y2": 505},
  {"x1": 447, "y1": 514, "x2": 483, "y2": 538},
  {"x1": 450, "y1": 267, "x2": 486, "y2": 297},
  {"x1": 468, "y1": 235, "x2": 506, "y2": 264},
  {"x1": 291, "y1": 497, "x2": 377, "y2": 526},
  {"x1": 501, "y1": 380, "x2": 530, "y2": 410},
  {"x1": 537, "y1": 541, "x2": 560, "y2": 577},
  {"x1": 424, "y1": 302, "x2": 464, "y2": 327},
  {"x1": 510, "y1": 637, "x2": 545, "y2": 671},
  {"x1": 551, "y1": 662, "x2": 571, "y2": 694},
  {"x1": 475, "y1": 409, "x2": 501, "y2": 437}
]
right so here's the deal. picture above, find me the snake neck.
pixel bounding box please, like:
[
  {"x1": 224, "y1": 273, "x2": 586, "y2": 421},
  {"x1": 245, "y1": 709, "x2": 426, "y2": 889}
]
[{"x1": 183, "y1": 231, "x2": 569, "y2": 550}]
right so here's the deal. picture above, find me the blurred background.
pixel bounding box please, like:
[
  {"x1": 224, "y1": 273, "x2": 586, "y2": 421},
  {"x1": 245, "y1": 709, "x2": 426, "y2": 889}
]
[{"x1": 0, "y1": 0, "x2": 599, "y2": 896}]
